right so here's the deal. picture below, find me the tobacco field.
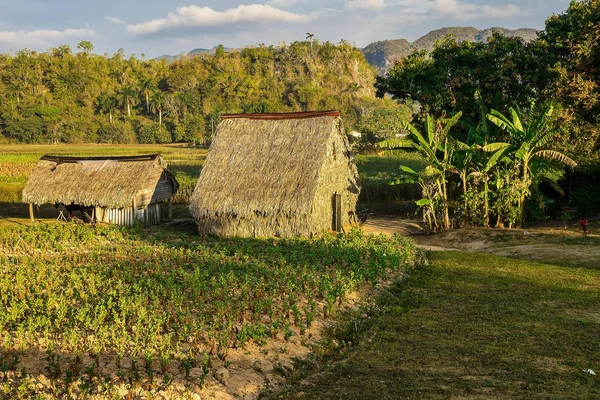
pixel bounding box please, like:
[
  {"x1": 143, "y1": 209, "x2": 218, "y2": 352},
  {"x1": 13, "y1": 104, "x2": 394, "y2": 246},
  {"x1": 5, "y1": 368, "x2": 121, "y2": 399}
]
[{"x1": 0, "y1": 222, "x2": 418, "y2": 397}]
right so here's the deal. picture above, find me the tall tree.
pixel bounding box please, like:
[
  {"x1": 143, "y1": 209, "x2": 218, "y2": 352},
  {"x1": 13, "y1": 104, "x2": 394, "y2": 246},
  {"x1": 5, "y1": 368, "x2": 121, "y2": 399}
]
[
  {"x1": 77, "y1": 41, "x2": 94, "y2": 55},
  {"x1": 149, "y1": 90, "x2": 165, "y2": 125},
  {"x1": 96, "y1": 93, "x2": 117, "y2": 124},
  {"x1": 138, "y1": 77, "x2": 155, "y2": 114},
  {"x1": 117, "y1": 86, "x2": 137, "y2": 117}
]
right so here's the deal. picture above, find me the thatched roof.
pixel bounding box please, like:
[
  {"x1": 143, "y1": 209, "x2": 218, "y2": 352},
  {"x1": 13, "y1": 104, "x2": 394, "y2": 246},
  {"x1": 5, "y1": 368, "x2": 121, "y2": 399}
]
[
  {"x1": 190, "y1": 111, "x2": 357, "y2": 219},
  {"x1": 23, "y1": 154, "x2": 178, "y2": 208}
]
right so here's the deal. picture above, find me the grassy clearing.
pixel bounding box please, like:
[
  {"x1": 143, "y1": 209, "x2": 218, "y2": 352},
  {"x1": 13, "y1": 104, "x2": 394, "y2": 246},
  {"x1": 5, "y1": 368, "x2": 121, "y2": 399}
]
[
  {"x1": 355, "y1": 151, "x2": 426, "y2": 202},
  {"x1": 413, "y1": 226, "x2": 600, "y2": 271},
  {"x1": 277, "y1": 251, "x2": 600, "y2": 399},
  {"x1": 0, "y1": 222, "x2": 418, "y2": 398}
]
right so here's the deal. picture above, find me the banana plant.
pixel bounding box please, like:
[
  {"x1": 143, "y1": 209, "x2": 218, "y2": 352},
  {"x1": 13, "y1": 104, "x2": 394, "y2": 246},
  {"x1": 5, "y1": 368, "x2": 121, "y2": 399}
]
[
  {"x1": 453, "y1": 129, "x2": 511, "y2": 226},
  {"x1": 388, "y1": 164, "x2": 440, "y2": 231},
  {"x1": 378, "y1": 112, "x2": 462, "y2": 231},
  {"x1": 486, "y1": 102, "x2": 577, "y2": 227}
]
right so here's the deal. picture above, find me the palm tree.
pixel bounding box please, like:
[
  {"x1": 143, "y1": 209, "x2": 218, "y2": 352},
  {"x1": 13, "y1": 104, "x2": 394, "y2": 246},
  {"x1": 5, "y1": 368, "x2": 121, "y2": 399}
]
[
  {"x1": 378, "y1": 112, "x2": 462, "y2": 231},
  {"x1": 96, "y1": 93, "x2": 117, "y2": 124},
  {"x1": 149, "y1": 89, "x2": 165, "y2": 125},
  {"x1": 486, "y1": 102, "x2": 577, "y2": 226},
  {"x1": 117, "y1": 85, "x2": 137, "y2": 117},
  {"x1": 138, "y1": 78, "x2": 155, "y2": 114}
]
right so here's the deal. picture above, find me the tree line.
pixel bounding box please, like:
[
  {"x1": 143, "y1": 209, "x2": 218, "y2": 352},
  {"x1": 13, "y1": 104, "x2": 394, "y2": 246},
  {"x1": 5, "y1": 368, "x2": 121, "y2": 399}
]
[
  {"x1": 0, "y1": 40, "x2": 406, "y2": 145},
  {"x1": 376, "y1": 0, "x2": 600, "y2": 167},
  {"x1": 376, "y1": 0, "x2": 600, "y2": 222}
]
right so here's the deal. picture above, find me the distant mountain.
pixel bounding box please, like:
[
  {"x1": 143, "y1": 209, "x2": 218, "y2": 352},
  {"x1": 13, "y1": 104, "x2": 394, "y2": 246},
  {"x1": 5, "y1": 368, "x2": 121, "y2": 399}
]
[
  {"x1": 362, "y1": 39, "x2": 412, "y2": 75},
  {"x1": 153, "y1": 54, "x2": 181, "y2": 63},
  {"x1": 153, "y1": 46, "x2": 238, "y2": 62},
  {"x1": 363, "y1": 27, "x2": 539, "y2": 74},
  {"x1": 187, "y1": 46, "x2": 237, "y2": 56}
]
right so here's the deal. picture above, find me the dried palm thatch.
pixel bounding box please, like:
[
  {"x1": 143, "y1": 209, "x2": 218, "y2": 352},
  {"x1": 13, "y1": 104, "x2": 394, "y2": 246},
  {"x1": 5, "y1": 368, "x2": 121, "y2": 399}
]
[
  {"x1": 23, "y1": 154, "x2": 178, "y2": 209},
  {"x1": 189, "y1": 111, "x2": 360, "y2": 238}
]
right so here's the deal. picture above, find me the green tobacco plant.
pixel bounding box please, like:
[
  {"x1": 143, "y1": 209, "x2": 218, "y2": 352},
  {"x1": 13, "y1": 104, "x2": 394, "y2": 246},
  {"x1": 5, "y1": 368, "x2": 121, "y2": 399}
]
[{"x1": 0, "y1": 222, "x2": 419, "y2": 396}]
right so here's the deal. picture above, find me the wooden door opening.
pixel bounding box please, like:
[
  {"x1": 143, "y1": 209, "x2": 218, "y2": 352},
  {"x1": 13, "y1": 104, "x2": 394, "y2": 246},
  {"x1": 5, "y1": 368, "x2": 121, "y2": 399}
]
[{"x1": 332, "y1": 193, "x2": 342, "y2": 232}]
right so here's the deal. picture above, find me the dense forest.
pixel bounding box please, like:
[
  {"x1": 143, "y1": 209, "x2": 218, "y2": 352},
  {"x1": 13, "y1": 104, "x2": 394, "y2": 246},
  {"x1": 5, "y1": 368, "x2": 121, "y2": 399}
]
[
  {"x1": 0, "y1": 40, "x2": 406, "y2": 145},
  {"x1": 377, "y1": 0, "x2": 600, "y2": 167}
]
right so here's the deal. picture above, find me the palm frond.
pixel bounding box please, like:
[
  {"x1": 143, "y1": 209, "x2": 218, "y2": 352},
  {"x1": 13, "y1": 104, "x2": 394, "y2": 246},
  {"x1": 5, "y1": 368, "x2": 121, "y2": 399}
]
[
  {"x1": 453, "y1": 139, "x2": 472, "y2": 151},
  {"x1": 425, "y1": 114, "x2": 435, "y2": 145},
  {"x1": 530, "y1": 105, "x2": 553, "y2": 137},
  {"x1": 402, "y1": 120, "x2": 436, "y2": 159},
  {"x1": 534, "y1": 150, "x2": 577, "y2": 168},
  {"x1": 442, "y1": 111, "x2": 463, "y2": 138},
  {"x1": 482, "y1": 142, "x2": 511, "y2": 152},
  {"x1": 400, "y1": 120, "x2": 421, "y2": 138},
  {"x1": 485, "y1": 147, "x2": 509, "y2": 172},
  {"x1": 474, "y1": 90, "x2": 489, "y2": 135},
  {"x1": 487, "y1": 111, "x2": 517, "y2": 134},
  {"x1": 528, "y1": 101, "x2": 536, "y2": 132},
  {"x1": 515, "y1": 142, "x2": 531, "y2": 161},
  {"x1": 510, "y1": 108, "x2": 524, "y2": 132},
  {"x1": 536, "y1": 131, "x2": 556, "y2": 148},
  {"x1": 399, "y1": 165, "x2": 419, "y2": 175}
]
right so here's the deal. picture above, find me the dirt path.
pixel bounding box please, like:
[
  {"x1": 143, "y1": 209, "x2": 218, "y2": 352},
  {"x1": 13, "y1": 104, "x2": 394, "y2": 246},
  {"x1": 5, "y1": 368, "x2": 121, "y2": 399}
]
[
  {"x1": 362, "y1": 217, "x2": 600, "y2": 268},
  {"x1": 361, "y1": 217, "x2": 458, "y2": 251}
]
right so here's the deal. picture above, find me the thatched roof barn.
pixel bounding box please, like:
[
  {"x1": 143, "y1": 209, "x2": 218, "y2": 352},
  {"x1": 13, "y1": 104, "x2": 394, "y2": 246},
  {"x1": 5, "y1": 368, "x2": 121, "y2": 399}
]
[
  {"x1": 189, "y1": 111, "x2": 360, "y2": 238},
  {"x1": 23, "y1": 154, "x2": 178, "y2": 226}
]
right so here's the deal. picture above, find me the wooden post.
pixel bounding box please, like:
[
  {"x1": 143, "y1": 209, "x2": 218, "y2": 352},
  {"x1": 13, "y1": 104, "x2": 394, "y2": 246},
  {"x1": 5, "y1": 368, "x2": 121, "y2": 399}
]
[
  {"x1": 333, "y1": 193, "x2": 342, "y2": 232},
  {"x1": 168, "y1": 199, "x2": 173, "y2": 222},
  {"x1": 29, "y1": 203, "x2": 34, "y2": 223},
  {"x1": 132, "y1": 197, "x2": 137, "y2": 223}
]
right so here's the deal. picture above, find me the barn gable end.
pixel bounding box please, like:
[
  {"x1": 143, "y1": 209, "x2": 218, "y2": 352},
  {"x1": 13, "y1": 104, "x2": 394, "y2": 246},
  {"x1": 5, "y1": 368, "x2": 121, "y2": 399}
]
[{"x1": 189, "y1": 111, "x2": 360, "y2": 238}]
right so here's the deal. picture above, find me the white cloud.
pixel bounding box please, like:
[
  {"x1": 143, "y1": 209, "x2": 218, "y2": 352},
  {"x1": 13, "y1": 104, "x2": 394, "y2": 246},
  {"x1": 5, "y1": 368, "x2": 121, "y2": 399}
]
[
  {"x1": 0, "y1": 28, "x2": 95, "y2": 47},
  {"x1": 428, "y1": 0, "x2": 520, "y2": 21},
  {"x1": 345, "y1": 0, "x2": 385, "y2": 10},
  {"x1": 482, "y1": 4, "x2": 520, "y2": 18},
  {"x1": 127, "y1": 4, "x2": 313, "y2": 35},
  {"x1": 267, "y1": 0, "x2": 301, "y2": 6},
  {"x1": 105, "y1": 16, "x2": 125, "y2": 24}
]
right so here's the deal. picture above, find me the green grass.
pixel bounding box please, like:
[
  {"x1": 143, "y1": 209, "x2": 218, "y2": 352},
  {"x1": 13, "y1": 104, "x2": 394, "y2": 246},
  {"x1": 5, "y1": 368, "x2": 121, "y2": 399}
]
[
  {"x1": 355, "y1": 151, "x2": 426, "y2": 202},
  {"x1": 277, "y1": 251, "x2": 600, "y2": 399}
]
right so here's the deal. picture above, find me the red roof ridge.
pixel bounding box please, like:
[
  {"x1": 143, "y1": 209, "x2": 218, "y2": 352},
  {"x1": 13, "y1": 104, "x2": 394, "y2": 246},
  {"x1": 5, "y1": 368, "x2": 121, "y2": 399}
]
[{"x1": 221, "y1": 111, "x2": 340, "y2": 120}]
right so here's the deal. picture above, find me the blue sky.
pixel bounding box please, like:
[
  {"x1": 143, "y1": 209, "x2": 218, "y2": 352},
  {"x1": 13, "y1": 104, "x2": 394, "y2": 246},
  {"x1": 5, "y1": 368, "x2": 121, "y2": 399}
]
[{"x1": 0, "y1": 0, "x2": 571, "y2": 58}]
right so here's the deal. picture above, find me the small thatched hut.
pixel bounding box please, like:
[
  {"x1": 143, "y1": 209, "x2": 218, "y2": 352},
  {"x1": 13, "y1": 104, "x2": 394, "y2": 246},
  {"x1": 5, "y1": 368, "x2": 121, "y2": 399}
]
[
  {"x1": 23, "y1": 154, "x2": 178, "y2": 226},
  {"x1": 189, "y1": 111, "x2": 360, "y2": 237}
]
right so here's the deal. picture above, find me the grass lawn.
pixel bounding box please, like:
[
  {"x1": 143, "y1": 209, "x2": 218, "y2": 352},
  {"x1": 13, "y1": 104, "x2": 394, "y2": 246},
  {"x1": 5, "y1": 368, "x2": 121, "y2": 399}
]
[
  {"x1": 355, "y1": 152, "x2": 425, "y2": 202},
  {"x1": 277, "y1": 251, "x2": 600, "y2": 399}
]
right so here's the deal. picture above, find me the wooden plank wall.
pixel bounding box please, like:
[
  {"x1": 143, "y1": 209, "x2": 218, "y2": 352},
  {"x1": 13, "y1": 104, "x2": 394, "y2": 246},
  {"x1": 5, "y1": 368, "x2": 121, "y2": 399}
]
[{"x1": 94, "y1": 203, "x2": 163, "y2": 226}]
